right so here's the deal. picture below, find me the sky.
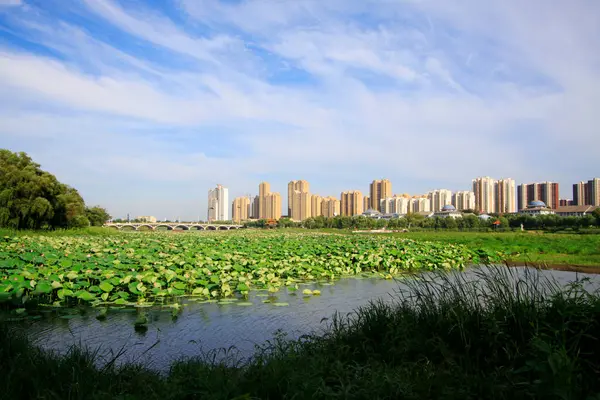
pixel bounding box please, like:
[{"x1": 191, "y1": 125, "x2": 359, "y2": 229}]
[{"x1": 1, "y1": 0, "x2": 599, "y2": 220}]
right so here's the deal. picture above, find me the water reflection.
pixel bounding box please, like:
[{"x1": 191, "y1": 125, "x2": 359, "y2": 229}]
[{"x1": 16, "y1": 267, "x2": 600, "y2": 372}]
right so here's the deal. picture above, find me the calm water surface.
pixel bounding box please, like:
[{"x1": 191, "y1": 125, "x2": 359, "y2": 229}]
[{"x1": 18, "y1": 267, "x2": 600, "y2": 371}]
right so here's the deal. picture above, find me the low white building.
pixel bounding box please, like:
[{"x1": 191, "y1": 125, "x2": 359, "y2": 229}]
[
  {"x1": 519, "y1": 201, "x2": 555, "y2": 216},
  {"x1": 430, "y1": 205, "x2": 463, "y2": 219}
]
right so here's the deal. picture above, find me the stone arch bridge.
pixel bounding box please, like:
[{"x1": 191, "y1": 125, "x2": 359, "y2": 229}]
[{"x1": 104, "y1": 223, "x2": 243, "y2": 231}]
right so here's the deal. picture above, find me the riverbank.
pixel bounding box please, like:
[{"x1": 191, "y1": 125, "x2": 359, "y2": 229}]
[{"x1": 2, "y1": 267, "x2": 599, "y2": 399}]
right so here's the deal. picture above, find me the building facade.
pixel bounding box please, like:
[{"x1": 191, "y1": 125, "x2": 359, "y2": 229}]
[
  {"x1": 257, "y1": 182, "x2": 281, "y2": 220},
  {"x1": 258, "y1": 182, "x2": 270, "y2": 219},
  {"x1": 311, "y1": 195, "x2": 323, "y2": 218},
  {"x1": 452, "y1": 191, "x2": 475, "y2": 211},
  {"x1": 340, "y1": 190, "x2": 364, "y2": 216},
  {"x1": 381, "y1": 195, "x2": 410, "y2": 214},
  {"x1": 322, "y1": 197, "x2": 340, "y2": 218},
  {"x1": 472, "y1": 177, "x2": 496, "y2": 214},
  {"x1": 288, "y1": 180, "x2": 310, "y2": 219},
  {"x1": 265, "y1": 192, "x2": 282, "y2": 220},
  {"x1": 410, "y1": 196, "x2": 431, "y2": 213},
  {"x1": 517, "y1": 182, "x2": 559, "y2": 210},
  {"x1": 251, "y1": 195, "x2": 259, "y2": 219},
  {"x1": 369, "y1": 179, "x2": 392, "y2": 212},
  {"x1": 232, "y1": 196, "x2": 251, "y2": 223},
  {"x1": 363, "y1": 196, "x2": 371, "y2": 212},
  {"x1": 496, "y1": 178, "x2": 516, "y2": 214},
  {"x1": 428, "y1": 189, "x2": 453, "y2": 212},
  {"x1": 207, "y1": 184, "x2": 229, "y2": 221},
  {"x1": 589, "y1": 178, "x2": 600, "y2": 206},
  {"x1": 291, "y1": 190, "x2": 311, "y2": 221}
]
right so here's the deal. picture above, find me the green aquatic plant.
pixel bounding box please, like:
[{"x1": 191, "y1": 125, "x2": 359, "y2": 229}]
[{"x1": 0, "y1": 231, "x2": 501, "y2": 309}]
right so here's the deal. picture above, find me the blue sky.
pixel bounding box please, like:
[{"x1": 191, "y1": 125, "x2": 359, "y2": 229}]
[{"x1": 1, "y1": 0, "x2": 599, "y2": 220}]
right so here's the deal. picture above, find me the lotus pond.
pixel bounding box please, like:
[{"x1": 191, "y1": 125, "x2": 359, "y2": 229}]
[{"x1": 0, "y1": 231, "x2": 502, "y2": 317}]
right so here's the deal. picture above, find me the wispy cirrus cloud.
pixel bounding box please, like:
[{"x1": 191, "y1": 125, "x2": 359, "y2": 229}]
[{"x1": 0, "y1": 0, "x2": 598, "y2": 219}]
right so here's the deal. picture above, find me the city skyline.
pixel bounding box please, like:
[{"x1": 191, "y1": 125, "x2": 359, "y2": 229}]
[
  {"x1": 1, "y1": 1, "x2": 599, "y2": 220},
  {"x1": 198, "y1": 175, "x2": 600, "y2": 223}
]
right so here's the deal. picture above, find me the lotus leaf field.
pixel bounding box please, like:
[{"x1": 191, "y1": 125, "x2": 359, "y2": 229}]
[{"x1": 0, "y1": 231, "x2": 502, "y2": 309}]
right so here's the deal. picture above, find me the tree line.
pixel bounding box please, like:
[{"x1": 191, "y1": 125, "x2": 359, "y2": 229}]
[
  {"x1": 245, "y1": 211, "x2": 600, "y2": 232},
  {"x1": 0, "y1": 149, "x2": 111, "y2": 230}
]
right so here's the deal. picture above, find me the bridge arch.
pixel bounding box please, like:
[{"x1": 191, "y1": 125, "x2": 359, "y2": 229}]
[
  {"x1": 174, "y1": 225, "x2": 190, "y2": 230},
  {"x1": 137, "y1": 224, "x2": 155, "y2": 231},
  {"x1": 155, "y1": 225, "x2": 174, "y2": 231}
]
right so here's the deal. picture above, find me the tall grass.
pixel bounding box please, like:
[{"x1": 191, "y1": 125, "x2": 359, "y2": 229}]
[{"x1": 2, "y1": 266, "x2": 600, "y2": 399}]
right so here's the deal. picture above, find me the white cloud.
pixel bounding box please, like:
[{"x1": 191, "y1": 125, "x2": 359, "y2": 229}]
[
  {"x1": 0, "y1": 0, "x2": 22, "y2": 6},
  {"x1": 1, "y1": 0, "x2": 599, "y2": 218}
]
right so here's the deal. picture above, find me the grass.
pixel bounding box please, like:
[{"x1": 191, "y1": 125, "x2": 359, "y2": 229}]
[
  {"x1": 394, "y1": 231, "x2": 600, "y2": 267},
  {"x1": 2, "y1": 266, "x2": 600, "y2": 399},
  {"x1": 297, "y1": 228, "x2": 600, "y2": 268}
]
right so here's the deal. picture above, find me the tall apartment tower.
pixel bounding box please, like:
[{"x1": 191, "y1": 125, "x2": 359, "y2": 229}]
[
  {"x1": 381, "y1": 195, "x2": 410, "y2": 214},
  {"x1": 427, "y1": 189, "x2": 453, "y2": 212},
  {"x1": 573, "y1": 181, "x2": 587, "y2": 206},
  {"x1": 410, "y1": 196, "x2": 431, "y2": 213},
  {"x1": 258, "y1": 182, "x2": 270, "y2": 219},
  {"x1": 231, "y1": 196, "x2": 251, "y2": 222},
  {"x1": 496, "y1": 178, "x2": 516, "y2": 214},
  {"x1": 589, "y1": 178, "x2": 600, "y2": 206},
  {"x1": 311, "y1": 195, "x2": 323, "y2": 218},
  {"x1": 472, "y1": 177, "x2": 496, "y2": 214},
  {"x1": 251, "y1": 195, "x2": 260, "y2": 219},
  {"x1": 207, "y1": 184, "x2": 229, "y2": 221},
  {"x1": 369, "y1": 179, "x2": 392, "y2": 211},
  {"x1": 265, "y1": 192, "x2": 282, "y2": 220},
  {"x1": 452, "y1": 191, "x2": 475, "y2": 211},
  {"x1": 321, "y1": 197, "x2": 340, "y2": 218},
  {"x1": 517, "y1": 182, "x2": 559, "y2": 210},
  {"x1": 363, "y1": 196, "x2": 371, "y2": 211},
  {"x1": 288, "y1": 180, "x2": 311, "y2": 221},
  {"x1": 340, "y1": 190, "x2": 364, "y2": 216}
]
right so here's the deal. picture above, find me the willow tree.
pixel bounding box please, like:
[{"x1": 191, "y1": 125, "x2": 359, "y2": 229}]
[{"x1": 0, "y1": 149, "x2": 89, "y2": 229}]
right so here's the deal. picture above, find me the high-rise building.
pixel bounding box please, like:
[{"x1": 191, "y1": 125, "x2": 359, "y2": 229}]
[
  {"x1": 258, "y1": 182, "x2": 270, "y2": 219},
  {"x1": 232, "y1": 196, "x2": 251, "y2": 222},
  {"x1": 452, "y1": 191, "x2": 475, "y2": 211},
  {"x1": 291, "y1": 190, "x2": 311, "y2": 221},
  {"x1": 381, "y1": 195, "x2": 410, "y2": 214},
  {"x1": 496, "y1": 178, "x2": 516, "y2": 214},
  {"x1": 559, "y1": 199, "x2": 574, "y2": 207},
  {"x1": 427, "y1": 189, "x2": 452, "y2": 212},
  {"x1": 363, "y1": 196, "x2": 371, "y2": 211},
  {"x1": 369, "y1": 179, "x2": 392, "y2": 211},
  {"x1": 410, "y1": 196, "x2": 431, "y2": 213},
  {"x1": 588, "y1": 178, "x2": 600, "y2": 206},
  {"x1": 322, "y1": 197, "x2": 340, "y2": 218},
  {"x1": 573, "y1": 181, "x2": 588, "y2": 206},
  {"x1": 251, "y1": 195, "x2": 259, "y2": 219},
  {"x1": 311, "y1": 195, "x2": 323, "y2": 218},
  {"x1": 265, "y1": 192, "x2": 282, "y2": 220},
  {"x1": 472, "y1": 177, "x2": 495, "y2": 214},
  {"x1": 207, "y1": 184, "x2": 229, "y2": 221},
  {"x1": 517, "y1": 182, "x2": 559, "y2": 210},
  {"x1": 288, "y1": 180, "x2": 310, "y2": 218},
  {"x1": 257, "y1": 182, "x2": 281, "y2": 220},
  {"x1": 340, "y1": 190, "x2": 364, "y2": 216}
]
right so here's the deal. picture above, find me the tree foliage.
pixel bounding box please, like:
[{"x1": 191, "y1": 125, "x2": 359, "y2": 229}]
[
  {"x1": 85, "y1": 206, "x2": 111, "y2": 227},
  {"x1": 0, "y1": 149, "x2": 96, "y2": 229}
]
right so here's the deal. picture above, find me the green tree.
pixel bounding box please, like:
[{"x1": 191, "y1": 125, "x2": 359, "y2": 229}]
[
  {"x1": 85, "y1": 206, "x2": 112, "y2": 226},
  {"x1": 593, "y1": 208, "x2": 600, "y2": 226},
  {"x1": 0, "y1": 149, "x2": 90, "y2": 229}
]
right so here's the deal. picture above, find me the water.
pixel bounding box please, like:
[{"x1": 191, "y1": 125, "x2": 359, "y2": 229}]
[{"x1": 15, "y1": 267, "x2": 600, "y2": 371}]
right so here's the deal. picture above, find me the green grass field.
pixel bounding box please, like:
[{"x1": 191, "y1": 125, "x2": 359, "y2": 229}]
[
  {"x1": 297, "y1": 229, "x2": 600, "y2": 268},
  {"x1": 395, "y1": 231, "x2": 600, "y2": 268}
]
